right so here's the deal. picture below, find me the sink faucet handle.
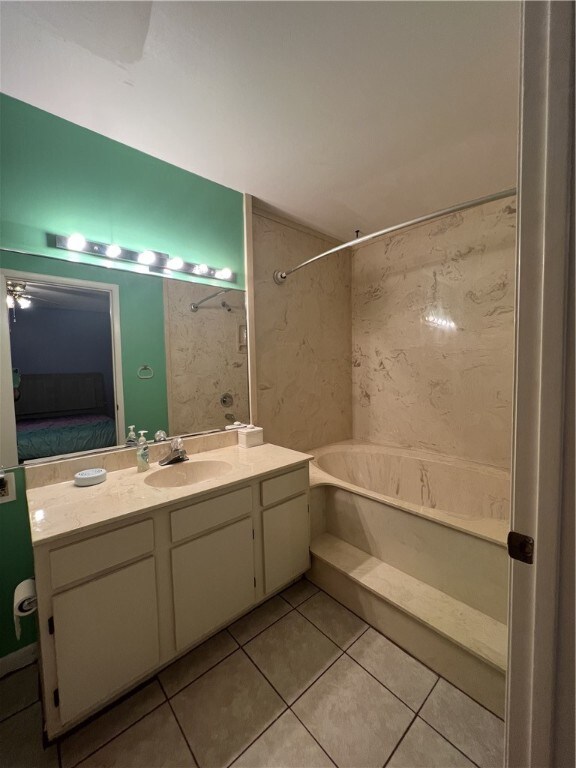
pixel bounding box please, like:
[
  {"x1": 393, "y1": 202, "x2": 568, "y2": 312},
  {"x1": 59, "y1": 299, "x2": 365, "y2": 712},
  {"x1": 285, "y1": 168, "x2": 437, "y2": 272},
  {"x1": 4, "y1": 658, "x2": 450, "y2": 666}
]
[{"x1": 171, "y1": 437, "x2": 184, "y2": 450}]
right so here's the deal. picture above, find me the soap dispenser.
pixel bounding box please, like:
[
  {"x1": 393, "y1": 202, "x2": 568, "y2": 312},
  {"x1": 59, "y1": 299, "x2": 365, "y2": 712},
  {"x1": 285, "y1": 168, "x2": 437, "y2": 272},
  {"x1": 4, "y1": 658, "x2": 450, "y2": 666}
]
[
  {"x1": 125, "y1": 425, "x2": 137, "y2": 447},
  {"x1": 136, "y1": 431, "x2": 149, "y2": 472}
]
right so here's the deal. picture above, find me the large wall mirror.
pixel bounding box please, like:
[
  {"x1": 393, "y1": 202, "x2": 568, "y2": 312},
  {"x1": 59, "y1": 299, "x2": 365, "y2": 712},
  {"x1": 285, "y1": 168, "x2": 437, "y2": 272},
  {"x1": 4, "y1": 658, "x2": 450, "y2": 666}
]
[{"x1": 0, "y1": 254, "x2": 249, "y2": 466}]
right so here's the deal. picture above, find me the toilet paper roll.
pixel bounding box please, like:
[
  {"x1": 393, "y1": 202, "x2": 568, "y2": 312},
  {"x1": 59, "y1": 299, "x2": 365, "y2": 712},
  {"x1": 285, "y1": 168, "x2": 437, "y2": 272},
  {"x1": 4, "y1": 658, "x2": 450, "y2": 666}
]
[{"x1": 13, "y1": 579, "x2": 37, "y2": 641}]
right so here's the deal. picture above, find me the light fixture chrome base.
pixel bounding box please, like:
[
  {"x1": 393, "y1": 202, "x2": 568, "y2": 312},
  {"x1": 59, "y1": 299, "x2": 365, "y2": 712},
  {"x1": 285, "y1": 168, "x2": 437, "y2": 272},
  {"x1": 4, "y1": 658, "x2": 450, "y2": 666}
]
[{"x1": 273, "y1": 270, "x2": 287, "y2": 284}]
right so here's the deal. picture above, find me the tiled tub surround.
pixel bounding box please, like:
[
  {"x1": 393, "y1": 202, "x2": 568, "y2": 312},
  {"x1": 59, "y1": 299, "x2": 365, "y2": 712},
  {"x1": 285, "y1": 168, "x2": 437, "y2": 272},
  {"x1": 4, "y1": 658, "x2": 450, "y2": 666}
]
[
  {"x1": 308, "y1": 450, "x2": 508, "y2": 717},
  {"x1": 351, "y1": 196, "x2": 516, "y2": 468},
  {"x1": 0, "y1": 582, "x2": 505, "y2": 768},
  {"x1": 163, "y1": 280, "x2": 249, "y2": 435},
  {"x1": 314, "y1": 441, "x2": 510, "y2": 536},
  {"x1": 25, "y1": 440, "x2": 313, "y2": 738},
  {"x1": 251, "y1": 209, "x2": 352, "y2": 452}
]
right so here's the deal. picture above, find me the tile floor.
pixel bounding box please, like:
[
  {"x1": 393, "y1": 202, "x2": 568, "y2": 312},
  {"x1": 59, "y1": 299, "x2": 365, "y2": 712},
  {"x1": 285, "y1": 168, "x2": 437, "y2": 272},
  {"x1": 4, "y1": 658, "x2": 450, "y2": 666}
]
[{"x1": 0, "y1": 579, "x2": 504, "y2": 768}]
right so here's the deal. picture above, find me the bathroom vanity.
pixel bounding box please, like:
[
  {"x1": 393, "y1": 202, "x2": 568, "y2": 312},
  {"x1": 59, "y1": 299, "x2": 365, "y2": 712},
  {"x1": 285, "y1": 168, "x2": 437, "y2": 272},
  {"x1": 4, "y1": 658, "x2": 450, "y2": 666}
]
[{"x1": 26, "y1": 442, "x2": 311, "y2": 739}]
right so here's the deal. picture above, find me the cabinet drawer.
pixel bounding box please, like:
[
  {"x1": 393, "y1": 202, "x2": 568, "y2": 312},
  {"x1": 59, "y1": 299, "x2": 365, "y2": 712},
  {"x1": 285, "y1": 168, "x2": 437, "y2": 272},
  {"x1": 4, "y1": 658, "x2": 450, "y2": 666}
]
[
  {"x1": 261, "y1": 466, "x2": 308, "y2": 507},
  {"x1": 50, "y1": 520, "x2": 154, "y2": 590},
  {"x1": 170, "y1": 486, "x2": 252, "y2": 543}
]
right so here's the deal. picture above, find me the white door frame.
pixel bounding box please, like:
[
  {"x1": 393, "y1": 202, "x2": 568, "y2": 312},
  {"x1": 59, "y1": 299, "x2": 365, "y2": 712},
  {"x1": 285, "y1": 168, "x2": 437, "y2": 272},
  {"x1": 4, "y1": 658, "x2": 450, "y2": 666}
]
[
  {"x1": 0, "y1": 269, "x2": 126, "y2": 467},
  {"x1": 506, "y1": 2, "x2": 574, "y2": 766}
]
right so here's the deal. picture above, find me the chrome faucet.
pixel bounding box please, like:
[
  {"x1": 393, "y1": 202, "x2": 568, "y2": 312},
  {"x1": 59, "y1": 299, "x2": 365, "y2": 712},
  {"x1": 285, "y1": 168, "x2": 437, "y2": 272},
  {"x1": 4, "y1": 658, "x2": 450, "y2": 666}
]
[{"x1": 159, "y1": 438, "x2": 189, "y2": 466}]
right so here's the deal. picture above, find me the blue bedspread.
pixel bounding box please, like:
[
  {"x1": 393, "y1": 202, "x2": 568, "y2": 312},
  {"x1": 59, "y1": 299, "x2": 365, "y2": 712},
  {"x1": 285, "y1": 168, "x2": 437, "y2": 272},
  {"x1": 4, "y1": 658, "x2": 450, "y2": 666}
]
[{"x1": 17, "y1": 414, "x2": 117, "y2": 461}]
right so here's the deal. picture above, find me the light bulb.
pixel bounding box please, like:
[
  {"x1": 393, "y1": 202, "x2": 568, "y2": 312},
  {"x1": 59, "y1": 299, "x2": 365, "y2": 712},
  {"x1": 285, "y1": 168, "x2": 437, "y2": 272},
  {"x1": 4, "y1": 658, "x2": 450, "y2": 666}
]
[
  {"x1": 106, "y1": 244, "x2": 122, "y2": 258},
  {"x1": 18, "y1": 297, "x2": 31, "y2": 309},
  {"x1": 215, "y1": 267, "x2": 232, "y2": 280},
  {"x1": 195, "y1": 264, "x2": 209, "y2": 275},
  {"x1": 137, "y1": 250, "x2": 156, "y2": 265},
  {"x1": 67, "y1": 233, "x2": 86, "y2": 251},
  {"x1": 166, "y1": 256, "x2": 184, "y2": 270}
]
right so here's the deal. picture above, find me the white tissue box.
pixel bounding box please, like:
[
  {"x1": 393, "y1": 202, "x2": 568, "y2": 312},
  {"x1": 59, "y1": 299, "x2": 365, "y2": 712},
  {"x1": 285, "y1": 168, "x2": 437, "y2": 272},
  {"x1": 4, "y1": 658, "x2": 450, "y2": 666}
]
[{"x1": 238, "y1": 426, "x2": 264, "y2": 448}]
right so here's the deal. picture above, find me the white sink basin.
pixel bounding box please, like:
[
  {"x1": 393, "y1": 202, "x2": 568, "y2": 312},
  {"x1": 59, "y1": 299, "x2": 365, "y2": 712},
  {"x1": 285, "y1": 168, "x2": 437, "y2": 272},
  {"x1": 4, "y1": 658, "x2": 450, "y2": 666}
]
[{"x1": 144, "y1": 460, "x2": 233, "y2": 488}]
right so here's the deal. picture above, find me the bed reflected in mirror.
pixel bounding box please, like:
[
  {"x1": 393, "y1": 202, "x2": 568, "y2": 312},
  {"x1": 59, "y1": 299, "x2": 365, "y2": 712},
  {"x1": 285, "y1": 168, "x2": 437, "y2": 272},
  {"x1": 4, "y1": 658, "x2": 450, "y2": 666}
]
[{"x1": 7, "y1": 280, "x2": 119, "y2": 463}]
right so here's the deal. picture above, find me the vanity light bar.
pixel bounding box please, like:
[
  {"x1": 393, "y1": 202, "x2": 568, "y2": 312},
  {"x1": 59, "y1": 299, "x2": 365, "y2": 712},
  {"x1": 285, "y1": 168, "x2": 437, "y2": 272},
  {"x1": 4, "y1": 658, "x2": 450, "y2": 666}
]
[{"x1": 52, "y1": 234, "x2": 237, "y2": 283}]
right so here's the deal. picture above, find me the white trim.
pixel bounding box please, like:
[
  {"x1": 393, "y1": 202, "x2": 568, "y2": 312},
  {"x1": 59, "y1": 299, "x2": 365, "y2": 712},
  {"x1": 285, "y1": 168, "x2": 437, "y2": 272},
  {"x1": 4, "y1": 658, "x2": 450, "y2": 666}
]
[
  {"x1": 244, "y1": 193, "x2": 258, "y2": 426},
  {"x1": 506, "y1": 2, "x2": 573, "y2": 766},
  {"x1": 0, "y1": 642, "x2": 38, "y2": 679},
  {"x1": 0, "y1": 270, "x2": 126, "y2": 464}
]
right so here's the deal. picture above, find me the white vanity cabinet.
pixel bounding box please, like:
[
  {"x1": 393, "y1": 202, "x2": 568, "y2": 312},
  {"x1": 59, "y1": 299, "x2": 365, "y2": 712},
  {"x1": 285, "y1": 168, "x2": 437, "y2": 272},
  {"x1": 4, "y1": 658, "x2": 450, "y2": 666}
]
[{"x1": 31, "y1": 454, "x2": 311, "y2": 739}]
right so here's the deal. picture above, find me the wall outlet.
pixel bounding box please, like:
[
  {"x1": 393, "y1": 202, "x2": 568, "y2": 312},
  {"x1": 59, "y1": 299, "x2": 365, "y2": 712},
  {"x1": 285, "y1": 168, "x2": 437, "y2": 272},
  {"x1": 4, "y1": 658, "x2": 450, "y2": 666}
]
[{"x1": 0, "y1": 473, "x2": 16, "y2": 503}]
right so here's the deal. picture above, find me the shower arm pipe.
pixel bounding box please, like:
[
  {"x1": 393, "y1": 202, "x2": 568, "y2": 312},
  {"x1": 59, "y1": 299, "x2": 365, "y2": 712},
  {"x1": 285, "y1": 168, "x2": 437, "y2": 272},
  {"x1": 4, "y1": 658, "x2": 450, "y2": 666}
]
[
  {"x1": 272, "y1": 187, "x2": 516, "y2": 284},
  {"x1": 190, "y1": 288, "x2": 232, "y2": 312}
]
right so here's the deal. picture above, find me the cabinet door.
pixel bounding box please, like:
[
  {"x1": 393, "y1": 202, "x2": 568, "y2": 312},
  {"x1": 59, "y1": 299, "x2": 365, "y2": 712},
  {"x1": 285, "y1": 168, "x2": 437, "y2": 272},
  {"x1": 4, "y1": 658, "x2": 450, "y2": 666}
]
[
  {"x1": 172, "y1": 517, "x2": 255, "y2": 650},
  {"x1": 53, "y1": 557, "x2": 159, "y2": 725},
  {"x1": 262, "y1": 494, "x2": 310, "y2": 594}
]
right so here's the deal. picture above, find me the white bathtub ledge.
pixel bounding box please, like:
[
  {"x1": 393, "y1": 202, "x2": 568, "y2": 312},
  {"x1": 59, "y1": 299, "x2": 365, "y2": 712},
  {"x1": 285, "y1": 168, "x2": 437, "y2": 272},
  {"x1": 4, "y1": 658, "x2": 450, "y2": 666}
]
[
  {"x1": 310, "y1": 533, "x2": 507, "y2": 672},
  {"x1": 309, "y1": 464, "x2": 509, "y2": 546}
]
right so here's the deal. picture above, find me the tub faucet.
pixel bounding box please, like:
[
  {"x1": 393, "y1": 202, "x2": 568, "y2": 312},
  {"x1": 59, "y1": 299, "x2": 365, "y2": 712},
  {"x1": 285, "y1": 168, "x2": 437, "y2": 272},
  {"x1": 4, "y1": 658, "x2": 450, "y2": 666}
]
[{"x1": 159, "y1": 438, "x2": 189, "y2": 466}]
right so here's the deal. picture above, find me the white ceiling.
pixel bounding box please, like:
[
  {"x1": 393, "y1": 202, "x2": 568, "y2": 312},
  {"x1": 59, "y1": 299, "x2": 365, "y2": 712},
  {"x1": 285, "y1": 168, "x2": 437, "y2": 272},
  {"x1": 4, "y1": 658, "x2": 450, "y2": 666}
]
[{"x1": 0, "y1": 1, "x2": 521, "y2": 241}]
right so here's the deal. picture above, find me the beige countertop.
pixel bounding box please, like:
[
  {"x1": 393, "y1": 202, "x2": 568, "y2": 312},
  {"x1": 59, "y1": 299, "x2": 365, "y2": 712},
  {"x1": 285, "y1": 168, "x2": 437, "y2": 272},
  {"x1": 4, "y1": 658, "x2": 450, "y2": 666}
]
[{"x1": 27, "y1": 443, "x2": 312, "y2": 546}]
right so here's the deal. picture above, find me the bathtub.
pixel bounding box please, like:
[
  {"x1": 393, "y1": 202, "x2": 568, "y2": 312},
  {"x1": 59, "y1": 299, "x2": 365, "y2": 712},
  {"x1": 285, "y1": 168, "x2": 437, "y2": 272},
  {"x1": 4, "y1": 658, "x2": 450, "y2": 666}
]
[{"x1": 310, "y1": 440, "x2": 510, "y2": 543}]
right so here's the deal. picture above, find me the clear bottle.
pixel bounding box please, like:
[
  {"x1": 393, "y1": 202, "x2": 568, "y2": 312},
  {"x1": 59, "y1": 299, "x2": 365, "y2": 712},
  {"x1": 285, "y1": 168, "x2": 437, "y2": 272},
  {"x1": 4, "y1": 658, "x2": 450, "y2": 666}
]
[
  {"x1": 136, "y1": 430, "x2": 149, "y2": 472},
  {"x1": 125, "y1": 425, "x2": 137, "y2": 446}
]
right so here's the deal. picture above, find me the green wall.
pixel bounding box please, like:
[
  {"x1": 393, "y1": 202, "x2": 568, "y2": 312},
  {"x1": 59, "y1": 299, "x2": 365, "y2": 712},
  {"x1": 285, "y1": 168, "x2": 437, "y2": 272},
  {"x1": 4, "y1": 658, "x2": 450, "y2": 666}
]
[
  {"x1": 0, "y1": 94, "x2": 245, "y2": 289},
  {"x1": 0, "y1": 250, "x2": 169, "y2": 436},
  {"x1": 0, "y1": 94, "x2": 245, "y2": 661},
  {"x1": 0, "y1": 469, "x2": 37, "y2": 658}
]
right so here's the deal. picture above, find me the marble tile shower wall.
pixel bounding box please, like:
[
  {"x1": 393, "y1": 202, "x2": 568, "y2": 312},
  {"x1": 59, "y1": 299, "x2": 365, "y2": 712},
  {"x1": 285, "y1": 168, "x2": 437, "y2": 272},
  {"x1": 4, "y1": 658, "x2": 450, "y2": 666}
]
[
  {"x1": 164, "y1": 280, "x2": 250, "y2": 434},
  {"x1": 252, "y1": 212, "x2": 352, "y2": 452},
  {"x1": 351, "y1": 197, "x2": 516, "y2": 468}
]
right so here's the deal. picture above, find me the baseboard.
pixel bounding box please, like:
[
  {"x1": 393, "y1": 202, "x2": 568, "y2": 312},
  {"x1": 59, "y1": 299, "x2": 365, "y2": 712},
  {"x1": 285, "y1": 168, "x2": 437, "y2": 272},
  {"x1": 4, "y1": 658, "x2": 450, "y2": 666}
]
[{"x1": 0, "y1": 643, "x2": 38, "y2": 678}]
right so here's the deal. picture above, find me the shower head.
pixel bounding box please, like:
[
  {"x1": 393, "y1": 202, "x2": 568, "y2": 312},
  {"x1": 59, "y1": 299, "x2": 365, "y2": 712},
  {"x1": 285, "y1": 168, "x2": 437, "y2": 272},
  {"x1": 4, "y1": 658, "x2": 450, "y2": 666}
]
[{"x1": 190, "y1": 288, "x2": 232, "y2": 312}]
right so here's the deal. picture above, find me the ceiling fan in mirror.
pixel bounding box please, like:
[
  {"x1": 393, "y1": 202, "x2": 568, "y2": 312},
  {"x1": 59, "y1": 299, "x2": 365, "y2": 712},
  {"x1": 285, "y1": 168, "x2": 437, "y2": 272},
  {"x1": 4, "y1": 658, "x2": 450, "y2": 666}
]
[{"x1": 6, "y1": 280, "x2": 33, "y2": 321}]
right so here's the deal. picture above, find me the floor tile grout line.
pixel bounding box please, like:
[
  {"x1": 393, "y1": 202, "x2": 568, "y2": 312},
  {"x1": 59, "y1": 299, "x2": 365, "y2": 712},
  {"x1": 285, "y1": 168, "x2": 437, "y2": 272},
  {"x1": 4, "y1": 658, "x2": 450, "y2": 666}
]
[
  {"x1": 415, "y1": 715, "x2": 483, "y2": 768},
  {"x1": 232, "y1": 603, "x2": 295, "y2": 647},
  {"x1": 288, "y1": 706, "x2": 338, "y2": 767},
  {"x1": 304, "y1": 582, "x2": 372, "y2": 628},
  {"x1": 166, "y1": 696, "x2": 201, "y2": 768},
  {"x1": 414, "y1": 678, "x2": 484, "y2": 768},
  {"x1": 382, "y1": 710, "x2": 419, "y2": 768},
  {"x1": 285, "y1": 649, "x2": 345, "y2": 708},
  {"x1": 294, "y1": 600, "x2": 370, "y2": 652},
  {"x1": 0, "y1": 697, "x2": 41, "y2": 726},
  {"x1": 240, "y1": 642, "x2": 344, "y2": 710},
  {"x1": 162, "y1": 638, "x2": 240, "y2": 699},
  {"x1": 59, "y1": 682, "x2": 168, "y2": 768},
  {"x1": 416, "y1": 676, "x2": 439, "y2": 715},
  {"x1": 282, "y1": 583, "x2": 320, "y2": 609},
  {"x1": 237, "y1": 644, "x2": 296, "y2": 706},
  {"x1": 342, "y1": 646, "x2": 428, "y2": 715},
  {"x1": 383, "y1": 671, "x2": 442, "y2": 767},
  {"x1": 223, "y1": 705, "x2": 289, "y2": 768}
]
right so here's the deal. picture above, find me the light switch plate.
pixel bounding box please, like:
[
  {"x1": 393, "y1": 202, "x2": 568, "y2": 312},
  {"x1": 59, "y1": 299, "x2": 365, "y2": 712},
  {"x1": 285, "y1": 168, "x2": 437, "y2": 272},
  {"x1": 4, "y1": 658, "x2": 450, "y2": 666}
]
[{"x1": 0, "y1": 473, "x2": 16, "y2": 504}]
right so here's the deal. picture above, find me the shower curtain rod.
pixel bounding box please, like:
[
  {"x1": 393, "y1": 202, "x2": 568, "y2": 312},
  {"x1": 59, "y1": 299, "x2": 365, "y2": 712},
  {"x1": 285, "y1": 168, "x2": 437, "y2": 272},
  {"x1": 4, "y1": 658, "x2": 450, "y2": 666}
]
[{"x1": 272, "y1": 186, "x2": 516, "y2": 284}]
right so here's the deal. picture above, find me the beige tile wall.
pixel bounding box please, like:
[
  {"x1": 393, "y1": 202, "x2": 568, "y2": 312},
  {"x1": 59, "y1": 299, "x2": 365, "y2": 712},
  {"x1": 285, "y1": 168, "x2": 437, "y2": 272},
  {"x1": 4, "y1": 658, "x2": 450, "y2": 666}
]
[
  {"x1": 164, "y1": 281, "x2": 250, "y2": 434},
  {"x1": 351, "y1": 197, "x2": 516, "y2": 468},
  {"x1": 251, "y1": 210, "x2": 352, "y2": 452}
]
